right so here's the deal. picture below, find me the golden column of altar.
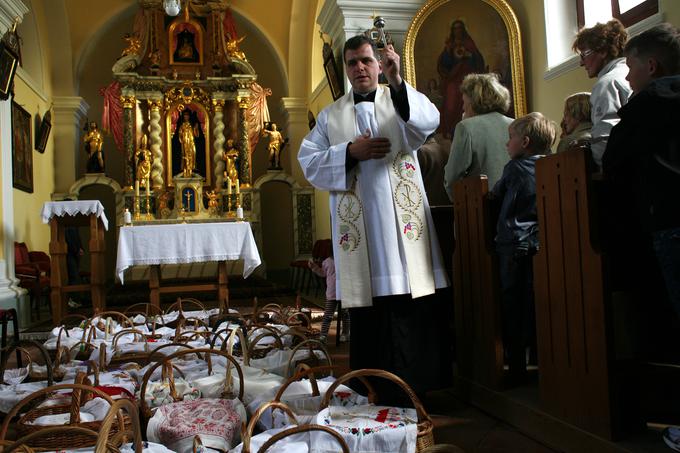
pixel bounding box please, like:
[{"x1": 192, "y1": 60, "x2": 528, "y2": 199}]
[
  {"x1": 121, "y1": 94, "x2": 137, "y2": 187},
  {"x1": 148, "y1": 98, "x2": 165, "y2": 189},
  {"x1": 238, "y1": 95, "x2": 251, "y2": 186},
  {"x1": 212, "y1": 98, "x2": 226, "y2": 189}
]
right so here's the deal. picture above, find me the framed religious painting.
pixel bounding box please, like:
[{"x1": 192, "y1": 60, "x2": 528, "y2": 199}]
[
  {"x1": 323, "y1": 42, "x2": 344, "y2": 101},
  {"x1": 0, "y1": 40, "x2": 19, "y2": 101},
  {"x1": 11, "y1": 101, "x2": 33, "y2": 193},
  {"x1": 404, "y1": 0, "x2": 527, "y2": 139},
  {"x1": 35, "y1": 109, "x2": 51, "y2": 153},
  {"x1": 168, "y1": 18, "x2": 204, "y2": 66}
]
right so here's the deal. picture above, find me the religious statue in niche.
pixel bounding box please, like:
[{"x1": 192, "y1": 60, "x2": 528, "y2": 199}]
[
  {"x1": 136, "y1": 134, "x2": 151, "y2": 186},
  {"x1": 83, "y1": 121, "x2": 105, "y2": 173},
  {"x1": 205, "y1": 189, "x2": 219, "y2": 216},
  {"x1": 223, "y1": 138, "x2": 239, "y2": 186},
  {"x1": 170, "y1": 22, "x2": 202, "y2": 65},
  {"x1": 262, "y1": 122, "x2": 288, "y2": 170},
  {"x1": 171, "y1": 108, "x2": 206, "y2": 178}
]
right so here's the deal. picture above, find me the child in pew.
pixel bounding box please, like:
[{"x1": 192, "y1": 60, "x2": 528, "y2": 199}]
[
  {"x1": 489, "y1": 112, "x2": 557, "y2": 385},
  {"x1": 308, "y1": 248, "x2": 350, "y2": 344}
]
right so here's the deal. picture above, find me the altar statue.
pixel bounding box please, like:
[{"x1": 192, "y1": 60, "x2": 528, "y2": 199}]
[
  {"x1": 262, "y1": 122, "x2": 286, "y2": 169},
  {"x1": 223, "y1": 139, "x2": 239, "y2": 186},
  {"x1": 178, "y1": 110, "x2": 199, "y2": 177},
  {"x1": 83, "y1": 121, "x2": 105, "y2": 173},
  {"x1": 226, "y1": 35, "x2": 247, "y2": 61},
  {"x1": 136, "y1": 134, "x2": 151, "y2": 187},
  {"x1": 120, "y1": 33, "x2": 141, "y2": 58}
]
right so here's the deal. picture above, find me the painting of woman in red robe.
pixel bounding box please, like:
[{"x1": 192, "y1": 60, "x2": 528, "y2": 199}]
[{"x1": 437, "y1": 20, "x2": 486, "y2": 138}]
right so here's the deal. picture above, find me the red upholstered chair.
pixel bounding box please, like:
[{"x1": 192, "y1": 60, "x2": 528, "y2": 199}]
[{"x1": 14, "y1": 242, "x2": 50, "y2": 319}]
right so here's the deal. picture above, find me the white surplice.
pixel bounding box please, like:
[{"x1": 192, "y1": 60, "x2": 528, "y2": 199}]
[{"x1": 298, "y1": 82, "x2": 449, "y2": 301}]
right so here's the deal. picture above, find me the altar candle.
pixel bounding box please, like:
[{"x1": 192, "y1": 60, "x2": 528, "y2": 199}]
[
  {"x1": 227, "y1": 179, "x2": 232, "y2": 195},
  {"x1": 135, "y1": 180, "x2": 140, "y2": 198},
  {"x1": 123, "y1": 208, "x2": 132, "y2": 226},
  {"x1": 145, "y1": 180, "x2": 150, "y2": 197},
  {"x1": 235, "y1": 179, "x2": 240, "y2": 194}
]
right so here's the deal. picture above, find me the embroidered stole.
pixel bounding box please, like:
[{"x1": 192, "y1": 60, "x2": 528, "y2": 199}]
[{"x1": 328, "y1": 87, "x2": 435, "y2": 308}]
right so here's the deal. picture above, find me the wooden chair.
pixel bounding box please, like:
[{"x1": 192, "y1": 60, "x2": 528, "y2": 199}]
[{"x1": 14, "y1": 242, "x2": 50, "y2": 319}]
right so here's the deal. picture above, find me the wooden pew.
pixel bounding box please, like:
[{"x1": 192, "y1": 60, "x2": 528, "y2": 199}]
[
  {"x1": 452, "y1": 176, "x2": 504, "y2": 390},
  {"x1": 534, "y1": 147, "x2": 624, "y2": 439}
]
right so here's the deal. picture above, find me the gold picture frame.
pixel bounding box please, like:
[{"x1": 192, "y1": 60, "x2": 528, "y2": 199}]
[
  {"x1": 168, "y1": 19, "x2": 204, "y2": 66},
  {"x1": 403, "y1": 0, "x2": 527, "y2": 137}
]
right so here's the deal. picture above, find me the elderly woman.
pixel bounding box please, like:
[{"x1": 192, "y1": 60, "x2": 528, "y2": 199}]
[
  {"x1": 557, "y1": 92, "x2": 592, "y2": 153},
  {"x1": 444, "y1": 73, "x2": 512, "y2": 201},
  {"x1": 572, "y1": 19, "x2": 631, "y2": 169}
]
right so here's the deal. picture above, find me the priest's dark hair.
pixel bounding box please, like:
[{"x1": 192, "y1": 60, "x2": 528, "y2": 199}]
[{"x1": 343, "y1": 35, "x2": 377, "y2": 62}]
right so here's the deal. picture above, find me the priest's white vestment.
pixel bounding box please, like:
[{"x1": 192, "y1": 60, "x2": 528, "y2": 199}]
[{"x1": 298, "y1": 83, "x2": 449, "y2": 303}]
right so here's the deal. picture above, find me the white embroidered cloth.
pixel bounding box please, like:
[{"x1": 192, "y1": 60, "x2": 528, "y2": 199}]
[
  {"x1": 116, "y1": 222, "x2": 261, "y2": 284},
  {"x1": 41, "y1": 200, "x2": 109, "y2": 230},
  {"x1": 314, "y1": 405, "x2": 418, "y2": 453}
]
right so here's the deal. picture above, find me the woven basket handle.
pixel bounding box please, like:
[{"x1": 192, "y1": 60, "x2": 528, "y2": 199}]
[
  {"x1": 274, "y1": 364, "x2": 332, "y2": 402},
  {"x1": 257, "y1": 424, "x2": 350, "y2": 453},
  {"x1": 285, "y1": 339, "x2": 331, "y2": 378},
  {"x1": 95, "y1": 399, "x2": 143, "y2": 453},
  {"x1": 223, "y1": 326, "x2": 249, "y2": 363},
  {"x1": 242, "y1": 401, "x2": 299, "y2": 453},
  {"x1": 0, "y1": 346, "x2": 32, "y2": 384}
]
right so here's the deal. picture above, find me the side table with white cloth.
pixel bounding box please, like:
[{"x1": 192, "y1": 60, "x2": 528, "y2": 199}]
[
  {"x1": 41, "y1": 200, "x2": 109, "y2": 323},
  {"x1": 116, "y1": 222, "x2": 261, "y2": 307}
]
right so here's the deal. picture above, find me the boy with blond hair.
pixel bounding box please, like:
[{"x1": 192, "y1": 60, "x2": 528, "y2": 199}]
[{"x1": 490, "y1": 112, "x2": 556, "y2": 385}]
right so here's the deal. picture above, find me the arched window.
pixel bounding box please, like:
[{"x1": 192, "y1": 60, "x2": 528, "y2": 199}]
[{"x1": 577, "y1": 0, "x2": 658, "y2": 28}]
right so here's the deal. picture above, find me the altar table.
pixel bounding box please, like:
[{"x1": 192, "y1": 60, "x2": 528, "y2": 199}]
[{"x1": 116, "y1": 222, "x2": 261, "y2": 307}]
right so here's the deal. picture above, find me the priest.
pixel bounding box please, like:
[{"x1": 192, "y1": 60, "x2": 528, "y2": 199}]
[{"x1": 298, "y1": 35, "x2": 452, "y2": 400}]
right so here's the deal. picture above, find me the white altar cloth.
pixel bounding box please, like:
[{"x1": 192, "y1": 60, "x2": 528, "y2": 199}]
[
  {"x1": 116, "y1": 222, "x2": 261, "y2": 284},
  {"x1": 41, "y1": 200, "x2": 109, "y2": 230}
]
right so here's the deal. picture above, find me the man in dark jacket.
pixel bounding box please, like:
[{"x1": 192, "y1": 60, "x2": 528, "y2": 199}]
[{"x1": 603, "y1": 23, "x2": 680, "y2": 318}]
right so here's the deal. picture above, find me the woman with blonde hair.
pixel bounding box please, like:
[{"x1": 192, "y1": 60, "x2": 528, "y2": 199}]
[
  {"x1": 557, "y1": 92, "x2": 592, "y2": 153},
  {"x1": 572, "y1": 19, "x2": 631, "y2": 168},
  {"x1": 444, "y1": 72, "x2": 512, "y2": 201}
]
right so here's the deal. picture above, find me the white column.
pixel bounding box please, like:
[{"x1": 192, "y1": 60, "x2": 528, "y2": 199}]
[
  {"x1": 318, "y1": 0, "x2": 425, "y2": 93},
  {"x1": 280, "y1": 97, "x2": 308, "y2": 184},
  {"x1": 0, "y1": 0, "x2": 30, "y2": 320},
  {"x1": 52, "y1": 96, "x2": 89, "y2": 193}
]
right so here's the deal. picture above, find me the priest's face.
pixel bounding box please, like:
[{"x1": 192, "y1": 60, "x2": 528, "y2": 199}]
[{"x1": 345, "y1": 43, "x2": 381, "y2": 94}]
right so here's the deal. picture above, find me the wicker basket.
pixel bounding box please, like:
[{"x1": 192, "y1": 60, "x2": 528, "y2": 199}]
[
  {"x1": 139, "y1": 347, "x2": 244, "y2": 420},
  {"x1": 0, "y1": 376, "x2": 126, "y2": 450},
  {"x1": 242, "y1": 401, "x2": 350, "y2": 453},
  {"x1": 319, "y1": 369, "x2": 435, "y2": 452},
  {"x1": 1, "y1": 341, "x2": 54, "y2": 387}
]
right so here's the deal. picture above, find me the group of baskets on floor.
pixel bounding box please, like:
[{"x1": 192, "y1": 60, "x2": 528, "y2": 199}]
[{"x1": 0, "y1": 298, "x2": 440, "y2": 453}]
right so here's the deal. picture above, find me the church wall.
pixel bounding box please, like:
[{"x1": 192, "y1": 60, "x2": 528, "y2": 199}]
[
  {"x1": 12, "y1": 0, "x2": 56, "y2": 254},
  {"x1": 302, "y1": 0, "x2": 680, "y2": 248},
  {"x1": 505, "y1": 0, "x2": 680, "y2": 130}
]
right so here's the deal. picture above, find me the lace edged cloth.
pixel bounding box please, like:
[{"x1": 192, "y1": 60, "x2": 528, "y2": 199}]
[{"x1": 41, "y1": 201, "x2": 109, "y2": 230}]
